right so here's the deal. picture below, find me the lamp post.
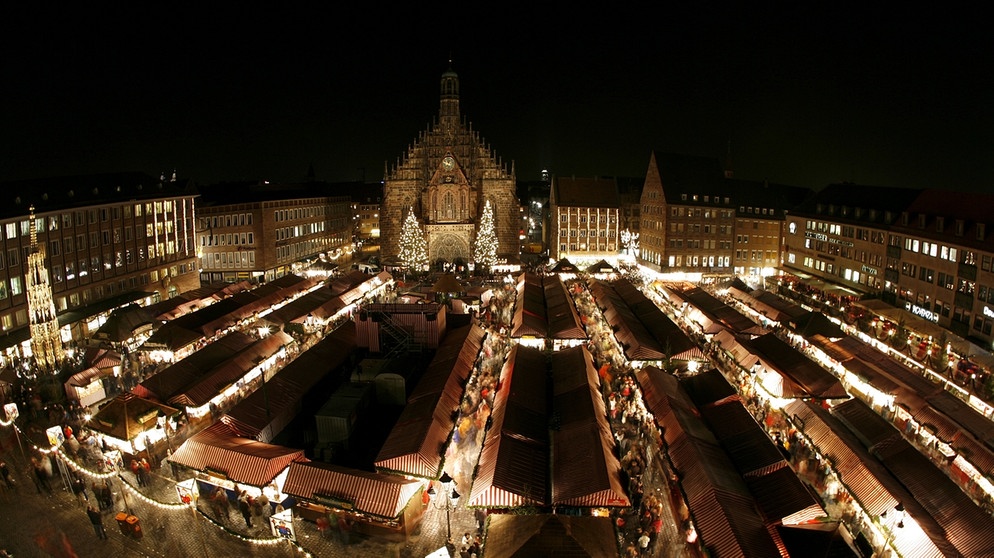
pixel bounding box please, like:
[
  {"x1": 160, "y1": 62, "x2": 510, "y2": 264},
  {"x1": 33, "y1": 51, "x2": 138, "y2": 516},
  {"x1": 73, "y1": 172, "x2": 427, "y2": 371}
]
[
  {"x1": 157, "y1": 411, "x2": 172, "y2": 454},
  {"x1": 880, "y1": 502, "x2": 905, "y2": 557},
  {"x1": 428, "y1": 471, "x2": 460, "y2": 546}
]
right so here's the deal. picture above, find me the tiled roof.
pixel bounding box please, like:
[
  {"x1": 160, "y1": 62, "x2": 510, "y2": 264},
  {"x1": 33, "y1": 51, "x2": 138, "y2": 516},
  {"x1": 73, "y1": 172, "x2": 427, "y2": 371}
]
[
  {"x1": 282, "y1": 461, "x2": 421, "y2": 519},
  {"x1": 168, "y1": 422, "x2": 305, "y2": 487},
  {"x1": 552, "y1": 176, "x2": 619, "y2": 208}
]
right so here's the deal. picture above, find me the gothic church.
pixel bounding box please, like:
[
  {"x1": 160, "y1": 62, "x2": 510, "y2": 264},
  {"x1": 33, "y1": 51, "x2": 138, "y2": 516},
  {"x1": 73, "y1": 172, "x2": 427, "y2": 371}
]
[{"x1": 380, "y1": 65, "x2": 519, "y2": 265}]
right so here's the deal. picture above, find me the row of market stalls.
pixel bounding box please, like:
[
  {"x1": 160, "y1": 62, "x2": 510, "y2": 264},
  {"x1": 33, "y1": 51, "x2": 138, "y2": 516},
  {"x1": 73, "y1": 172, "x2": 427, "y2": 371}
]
[
  {"x1": 807, "y1": 333, "x2": 994, "y2": 502},
  {"x1": 712, "y1": 281, "x2": 994, "y2": 554},
  {"x1": 510, "y1": 272, "x2": 586, "y2": 348},
  {"x1": 220, "y1": 322, "x2": 357, "y2": 443},
  {"x1": 727, "y1": 332, "x2": 849, "y2": 401},
  {"x1": 587, "y1": 277, "x2": 702, "y2": 364},
  {"x1": 259, "y1": 270, "x2": 393, "y2": 334},
  {"x1": 375, "y1": 323, "x2": 486, "y2": 479},
  {"x1": 662, "y1": 283, "x2": 766, "y2": 336},
  {"x1": 141, "y1": 274, "x2": 320, "y2": 362},
  {"x1": 785, "y1": 397, "x2": 994, "y2": 557},
  {"x1": 469, "y1": 344, "x2": 629, "y2": 510},
  {"x1": 132, "y1": 330, "x2": 293, "y2": 419},
  {"x1": 636, "y1": 366, "x2": 832, "y2": 557}
]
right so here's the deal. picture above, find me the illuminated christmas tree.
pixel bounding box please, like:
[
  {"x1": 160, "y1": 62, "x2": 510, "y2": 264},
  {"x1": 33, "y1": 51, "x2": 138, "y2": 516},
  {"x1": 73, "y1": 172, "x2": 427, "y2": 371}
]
[
  {"x1": 473, "y1": 199, "x2": 499, "y2": 272},
  {"x1": 399, "y1": 207, "x2": 429, "y2": 272}
]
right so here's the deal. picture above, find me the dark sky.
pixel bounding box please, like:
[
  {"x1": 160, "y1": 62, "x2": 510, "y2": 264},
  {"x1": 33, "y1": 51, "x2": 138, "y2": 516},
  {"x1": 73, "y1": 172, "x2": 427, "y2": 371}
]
[{"x1": 2, "y1": 5, "x2": 992, "y2": 193}]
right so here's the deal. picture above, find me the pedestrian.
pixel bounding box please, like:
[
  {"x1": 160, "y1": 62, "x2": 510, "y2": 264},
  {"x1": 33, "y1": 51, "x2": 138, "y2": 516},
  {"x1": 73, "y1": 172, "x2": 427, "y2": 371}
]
[
  {"x1": 316, "y1": 515, "x2": 330, "y2": 538},
  {"x1": 140, "y1": 457, "x2": 151, "y2": 486},
  {"x1": 638, "y1": 530, "x2": 651, "y2": 557},
  {"x1": 257, "y1": 492, "x2": 271, "y2": 520},
  {"x1": 338, "y1": 514, "x2": 353, "y2": 545},
  {"x1": 71, "y1": 476, "x2": 88, "y2": 505},
  {"x1": 32, "y1": 461, "x2": 52, "y2": 494},
  {"x1": 238, "y1": 490, "x2": 253, "y2": 528},
  {"x1": 87, "y1": 505, "x2": 108, "y2": 540},
  {"x1": 130, "y1": 459, "x2": 142, "y2": 486}
]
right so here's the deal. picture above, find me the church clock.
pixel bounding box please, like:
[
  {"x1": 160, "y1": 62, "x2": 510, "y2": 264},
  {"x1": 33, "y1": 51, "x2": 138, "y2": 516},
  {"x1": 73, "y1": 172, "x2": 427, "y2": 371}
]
[{"x1": 441, "y1": 156, "x2": 455, "y2": 170}]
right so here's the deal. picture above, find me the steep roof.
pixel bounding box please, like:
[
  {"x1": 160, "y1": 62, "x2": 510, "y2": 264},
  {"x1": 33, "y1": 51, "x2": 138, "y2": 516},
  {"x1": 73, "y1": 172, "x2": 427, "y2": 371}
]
[{"x1": 552, "y1": 176, "x2": 619, "y2": 208}]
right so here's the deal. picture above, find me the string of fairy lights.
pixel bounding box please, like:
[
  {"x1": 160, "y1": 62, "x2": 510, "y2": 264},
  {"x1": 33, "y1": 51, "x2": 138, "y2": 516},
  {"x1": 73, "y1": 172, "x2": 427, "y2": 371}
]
[{"x1": 0, "y1": 419, "x2": 316, "y2": 557}]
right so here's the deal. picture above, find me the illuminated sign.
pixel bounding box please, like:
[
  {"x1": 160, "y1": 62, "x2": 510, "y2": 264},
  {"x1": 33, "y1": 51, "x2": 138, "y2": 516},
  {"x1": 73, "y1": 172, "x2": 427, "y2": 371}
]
[
  {"x1": 3, "y1": 403, "x2": 18, "y2": 421},
  {"x1": 985, "y1": 306, "x2": 994, "y2": 319},
  {"x1": 906, "y1": 302, "x2": 939, "y2": 323}
]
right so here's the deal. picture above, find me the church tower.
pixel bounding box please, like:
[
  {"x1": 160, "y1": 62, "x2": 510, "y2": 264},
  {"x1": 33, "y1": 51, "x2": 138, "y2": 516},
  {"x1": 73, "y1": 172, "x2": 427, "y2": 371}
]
[
  {"x1": 25, "y1": 205, "x2": 65, "y2": 372},
  {"x1": 380, "y1": 63, "x2": 519, "y2": 266}
]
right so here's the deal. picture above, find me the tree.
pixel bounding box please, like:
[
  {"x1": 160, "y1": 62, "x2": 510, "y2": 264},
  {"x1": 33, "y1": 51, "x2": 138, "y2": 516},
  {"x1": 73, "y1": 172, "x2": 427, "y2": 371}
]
[
  {"x1": 473, "y1": 199, "x2": 498, "y2": 273},
  {"x1": 399, "y1": 207, "x2": 428, "y2": 273}
]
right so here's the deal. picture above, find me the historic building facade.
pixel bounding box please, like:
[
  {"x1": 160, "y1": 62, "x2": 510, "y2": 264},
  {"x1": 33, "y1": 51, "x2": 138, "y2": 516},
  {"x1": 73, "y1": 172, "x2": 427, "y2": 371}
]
[
  {"x1": 380, "y1": 66, "x2": 519, "y2": 265},
  {"x1": 196, "y1": 182, "x2": 353, "y2": 284},
  {"x1": 638, "y1": 151, "x2": 811, "y2": 276},
  {"x1": 0, "y1": 172, "x2": 200, "y2": 363},
  {"x1": 783, "y1": 184, "x2": 994, "y2": 345},
  {"x1": 549, "y1": 176, "x2": 621, "y2": 261}
]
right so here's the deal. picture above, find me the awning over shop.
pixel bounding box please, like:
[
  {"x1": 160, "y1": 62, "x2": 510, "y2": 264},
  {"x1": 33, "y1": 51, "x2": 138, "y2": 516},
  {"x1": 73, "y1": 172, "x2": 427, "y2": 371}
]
[
  {"x1": 510, "y1": 273, "x2": 586, "y2": 340},
  {"x1": 282, "y1": 461, "x2": 421, "y2": 519},
  {"x1": 483, "y1": 515, "x2": 617, "y2": 558},
  {"x1": 169, "y1": 422, "x2": 305, "y2": 487},
  {"x1": 168, "y1": 332, "x2": 292, "y2": 408},
  {"x1": 549, "y1": 258, "x2": 579, "y2": 274},
  {"x1": 746, "y1": 334, "x2": 849, "y2": 400},
  {"x1": 588, "y1": 278, "x2": 701, "y2": 363},
  {"x1": 134, "y1": 332, "x2": 258, "y2": 402},
  {"x1": 470, "y1": 345, "x2": 627, "y2": 509},
  {"x1": 376, "y1": 324, "x2": 485, "y2": 479},
  {"x1": 88, "y1": 393, "x2": 179, "y2": 445},
  {"x1": 666, "y1": 284, "x2": 765, "y2": 336},
  {"x1": 712, "y1": 330, "x2": 761, "y2": 370},
  {"x1": 637, "y1": 367, "x2": 825, "y2": 556},
  {"x1": 221, "y1": 323, "x2": 355, "y2": 443}
]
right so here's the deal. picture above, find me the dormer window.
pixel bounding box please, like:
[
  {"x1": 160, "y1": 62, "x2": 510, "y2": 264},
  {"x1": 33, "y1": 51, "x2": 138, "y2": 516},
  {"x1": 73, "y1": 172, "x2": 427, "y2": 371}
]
[
  {"x1": 855, "y1": 207, "x2": 863, "y2": 218},
  {"x1": 901, "y1": 212, "x2": 909, "y2": 225},
  {"x1": 918, "y1": 214, "x2": 927, "y2": 228},
  {"x1": 979, "y1": 223, "x2": 987, "y2": 241},
  {"x1": 936, "y1": 216, "x2": 944, "y2": 233},
  {"x1": 956, "y1": 220, "x2": 965, "y2": 236},
  {"x1": 841, "y1": 206, "x2": 849, "y2": 217},
  {"x1": 681, "y1": 194, "x2": 687, "y2": 201}
]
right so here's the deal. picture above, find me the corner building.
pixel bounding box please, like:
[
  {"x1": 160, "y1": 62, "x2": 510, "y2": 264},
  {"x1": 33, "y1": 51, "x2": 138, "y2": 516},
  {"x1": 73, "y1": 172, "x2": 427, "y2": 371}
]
[
  {"x1": 0, "y1": 173, "x2": 200, "y2": 360},
  {"x1": 380, "y1": 65, "x2": 519, "y2": 265}
]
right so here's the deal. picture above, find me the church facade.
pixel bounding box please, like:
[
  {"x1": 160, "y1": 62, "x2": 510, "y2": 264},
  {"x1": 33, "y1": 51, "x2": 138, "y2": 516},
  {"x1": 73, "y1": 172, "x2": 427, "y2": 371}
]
[{"x1": 380, "y1": 66, "x2": 519, "y2": 266}]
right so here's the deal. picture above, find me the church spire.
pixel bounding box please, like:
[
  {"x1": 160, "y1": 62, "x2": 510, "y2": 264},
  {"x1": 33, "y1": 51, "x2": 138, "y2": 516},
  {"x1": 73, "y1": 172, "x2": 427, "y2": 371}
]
[{"x1": 439, "y1": 59, "x2": 460, "y2": 132}]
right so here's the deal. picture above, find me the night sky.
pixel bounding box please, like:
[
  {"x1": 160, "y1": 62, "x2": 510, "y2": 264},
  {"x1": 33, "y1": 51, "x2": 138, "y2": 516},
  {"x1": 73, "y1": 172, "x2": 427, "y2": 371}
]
[{"x1": 2, "y1": 5, "x2": 992, "y2": 193}]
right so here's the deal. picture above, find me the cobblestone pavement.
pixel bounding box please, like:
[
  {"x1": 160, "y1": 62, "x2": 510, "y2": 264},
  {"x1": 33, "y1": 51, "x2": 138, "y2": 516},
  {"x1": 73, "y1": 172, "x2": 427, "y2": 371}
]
[{"x1": 0, "y1": 428, "x2": 478, "y2": 558}]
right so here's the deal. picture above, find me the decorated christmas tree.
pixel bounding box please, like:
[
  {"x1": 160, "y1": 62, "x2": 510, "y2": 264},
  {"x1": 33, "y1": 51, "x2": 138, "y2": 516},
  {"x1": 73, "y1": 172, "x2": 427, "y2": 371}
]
[
  {"x1": 399, "y1": 207, "x2": 429, "y2": 272},
  {"x1": 473, "y1": 199, "x2": 499, "y2": 272}
]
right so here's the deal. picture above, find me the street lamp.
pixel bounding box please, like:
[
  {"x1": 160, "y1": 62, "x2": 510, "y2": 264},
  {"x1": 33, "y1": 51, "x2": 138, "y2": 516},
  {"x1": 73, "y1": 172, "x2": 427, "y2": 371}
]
[
  {"x1": 157, "y1": 411, "x2": 172, "y2": 454},
  {"x1": 880, "y1": 502, "x2": 905, "y2": 556},
  {"x1": 427, "y1": 471, "x2": 460, "y2": 544}
]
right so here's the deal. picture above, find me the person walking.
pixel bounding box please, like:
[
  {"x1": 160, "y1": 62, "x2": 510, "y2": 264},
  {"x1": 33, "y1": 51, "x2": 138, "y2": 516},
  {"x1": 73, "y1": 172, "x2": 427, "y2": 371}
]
[
  {"x1": 237, "y1": 490, "x2": 253, "y2": 528},
  {"x1": 338, "y1": 514, "x2": 353, "y2": 545},
  {"x1": 71, "y1": 476, "x2": 88, "y2": 505},
  {"x1": 87, "y1": 505, "x2": 108, "y2": 540},
  {"x1": 32, "y1": 461, "x2": 52, "y2": 495}
]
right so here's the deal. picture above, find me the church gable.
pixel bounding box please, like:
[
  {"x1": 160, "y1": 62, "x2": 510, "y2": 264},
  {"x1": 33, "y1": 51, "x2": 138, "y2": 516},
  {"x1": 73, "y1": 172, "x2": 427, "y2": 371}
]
[{"x1": 425, "y1": 152, "x2": 475, "y2": 223}]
